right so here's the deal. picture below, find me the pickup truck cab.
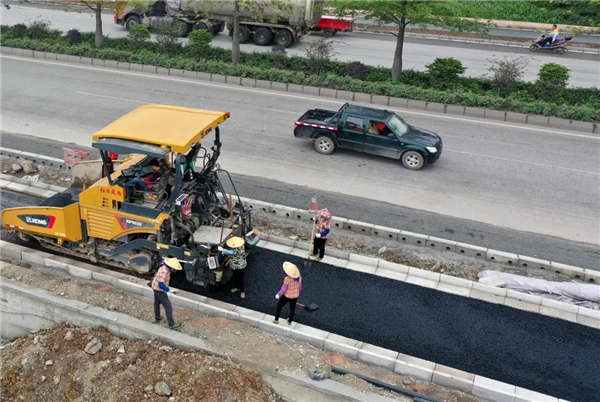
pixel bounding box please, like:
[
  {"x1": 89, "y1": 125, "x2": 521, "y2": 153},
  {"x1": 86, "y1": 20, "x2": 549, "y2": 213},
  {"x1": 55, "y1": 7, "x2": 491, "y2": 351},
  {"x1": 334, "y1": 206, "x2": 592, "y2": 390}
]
[{"x1": 294, "y1": 103, "x2": 443, "y2": 170}]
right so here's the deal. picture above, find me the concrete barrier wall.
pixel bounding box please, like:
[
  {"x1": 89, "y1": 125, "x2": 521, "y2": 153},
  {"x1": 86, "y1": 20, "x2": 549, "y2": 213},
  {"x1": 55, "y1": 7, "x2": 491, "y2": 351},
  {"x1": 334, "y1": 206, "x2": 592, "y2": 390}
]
[{"x1": 1, "y1": 48, "x2": 597, "y2": 134}]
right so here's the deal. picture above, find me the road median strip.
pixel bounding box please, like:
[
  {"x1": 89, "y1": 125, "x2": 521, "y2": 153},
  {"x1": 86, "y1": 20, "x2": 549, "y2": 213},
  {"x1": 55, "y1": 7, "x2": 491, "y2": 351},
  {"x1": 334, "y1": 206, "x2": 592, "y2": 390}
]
[
  {"x1": 0, "y1": 246, "x2": 566, "y2": 401},
  {"x1": 0, "y1": 48, "x2": 597, "y2": 134}
]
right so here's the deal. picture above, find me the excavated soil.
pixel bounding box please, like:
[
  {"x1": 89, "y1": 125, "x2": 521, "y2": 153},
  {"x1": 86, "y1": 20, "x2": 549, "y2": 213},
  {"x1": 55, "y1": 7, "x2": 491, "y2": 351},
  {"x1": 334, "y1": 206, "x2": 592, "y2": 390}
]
[{"x1": 0, "y1": 323, "x2": 280, "y2": 402}]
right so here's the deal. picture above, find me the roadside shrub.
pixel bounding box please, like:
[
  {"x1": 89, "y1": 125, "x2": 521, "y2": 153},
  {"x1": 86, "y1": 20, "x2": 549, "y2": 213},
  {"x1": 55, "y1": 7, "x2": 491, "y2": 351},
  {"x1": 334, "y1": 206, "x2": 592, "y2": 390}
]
[
  {"x1": 11, "y1": 23, "x2": 27, "y2": 39},
  {"x1": 536, "y1": 63, "x2": 570, "y2": 101},
  {"x1": 346, "y1": 61, "x2": 368, "y2": 80},
  {"x1": 271, "y1": 45, "x2": 287, "y2": 69},
  {"x1": 127, "y1": 24, "x2": 151, "y2": 49},
  {"x1": 486, "y1": 55, "x2": 529, "y2": 97},
  {"x1": 155, "y1": 21, "x2": 181, "y2": 55},
  {"x1": 305, "y1": 37, "x2": 336, "y2": 75},
  {"x1": 65, "y1": 29, "x2": 82, "y2": 46},
  {"x1": 26, "y1": 18, "x2": 51, "y2": 40},
  {"x1": 187, "y1": 29, "x2": 212, "y2": 58},
  {"x1": 426, "y1": 58, "x2": 466, "y2": 88}
]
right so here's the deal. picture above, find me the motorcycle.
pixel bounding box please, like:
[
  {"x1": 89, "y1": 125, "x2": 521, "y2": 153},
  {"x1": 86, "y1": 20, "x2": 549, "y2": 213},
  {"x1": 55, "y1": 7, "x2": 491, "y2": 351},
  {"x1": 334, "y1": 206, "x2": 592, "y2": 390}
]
[{"x1": 530, "y1": 34, "x2": 572, "y2": 54}]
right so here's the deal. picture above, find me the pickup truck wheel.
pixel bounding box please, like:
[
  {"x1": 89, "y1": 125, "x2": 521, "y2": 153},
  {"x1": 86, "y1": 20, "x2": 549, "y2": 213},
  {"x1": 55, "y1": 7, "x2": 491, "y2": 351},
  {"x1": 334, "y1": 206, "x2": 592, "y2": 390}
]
[
  {"x1": 238, "y1": 25, "x2": 251, "y2": 43},
  {"x1": 253, "y1": 27, "x2": 272, "y2": 45},
  {"x1": 314, "y1": 136, "x2": 335, "y2": 155},
  {"x1": 125, "y1": 15, "x2": 141, "y2": 31},
  {"x1": 401, "y1": 151, "x2": 424, "y2": 170},
  {"x1": 275, "y1": 29, "x2": 294, "y2": 47}
]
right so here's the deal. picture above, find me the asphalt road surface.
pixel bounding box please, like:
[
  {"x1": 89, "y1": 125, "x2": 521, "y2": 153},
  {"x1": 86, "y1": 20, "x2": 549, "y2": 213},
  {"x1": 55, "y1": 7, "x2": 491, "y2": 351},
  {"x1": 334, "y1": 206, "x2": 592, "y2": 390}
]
[
  {"x1": 2, "y1": 56, "x2": 599, "y2": 247},
  {"x1": 2, "y1": 5, "x2": 599, "y2": 87},
  {"x1": 2, "y1": 131, "x2": 598, "y2": 272},
  {"x1": 0, "y1": 200, "x2": 597, "y2": 402}
]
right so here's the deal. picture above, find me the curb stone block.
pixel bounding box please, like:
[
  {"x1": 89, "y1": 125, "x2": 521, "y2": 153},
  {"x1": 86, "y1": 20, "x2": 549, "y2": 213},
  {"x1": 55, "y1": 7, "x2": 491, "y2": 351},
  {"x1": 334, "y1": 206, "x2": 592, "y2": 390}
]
[
  {"x1": 241, "y1": 78, "x2": 256, "y2": 87},
  {"x1": 22, "y1": 49, "x2": 34, "y2": 58},
  {"x1": 45, "y1": 52, "x2": 58, "y2": 61},
  {"x1": 290, "y1": 323, "x2": 328, "y2": 349},
  {"x1": 348, "y1": 253, "x2": 378, "y2": 267},
  {"x1": 548, "y1": 117, "x2": 571, "y2": 130},
  {"x1": 129, "y1": 63, "x2": 143, "y2": 72},
  {"x1": 261, "y1": 241, "x2": 294, "y2": 254},
  {"x1": 325, "y1": 248, "x2": 349, "y2": 260},
  {"x1": 372, "y1": 95, "x2": 389, "y2": 106},
  {"x1": 504, "y1": 290, "x2": 542, "y2": 313},
  {"x1": 358, "y1": 343, "x2": 398, "y2": 370},
  {"x1": 345, "y1": 261, "x2": 377, "y2": 274},
  {"x1": 211, "y1": 74, "x2": 226, "y2": 83},
  {"x1": 369, "y1": 225, "x2": 400, "y2": 240},
  {"x1": 0, "y1": 242, "x2": 28, "y2": 260},
  {"x1": 486, "y1": 249, "x2": 518, "y2": 265},
  {"x1": 576, "y1": 307, "x2": 600, "y2": 329},
  {"x1": 320, "y1": 255, "x2": 348, "y2": 268},
  {"x1": 226, "y1": 76, "x2": 241, "y2": 85},
  {"x1": 329, "y1": 216, "x2": 347, "y2": 230},
  {"x1": 302, "y1": 86, "x2": 320, "y2": 96},
  {"x1": 470, "y1": 283, "x2": 506, "y2": 304},
  {"x1": 394, "y1": 354, "x2": 435, "y2": 382},
  {"x1": 433, "y1": 364, "x2": 475, "y2": 393},
  {"x1": 408, "y1": 268, "x2": 440, "y2": 283},
  {"x1": 407, "y1": 100, "x2": 427, "y2": 110},
  {"x1": 541, "y1": 298, "x2": 578, "y2": 314},
  {"x1": 425, "y1": 236, "x2": 457, "y2": 252},
  {"x1": 584, "y1": 270, "x2": 600, "y2": 284},
  {"x1": 426, "y1": 102, "x2": 445, "y2": 113},
  {"x1": 22, "y1": 250, "x2": 54, "y2": 266},
  {"x1": 11, "y1": 49, "x2": 23, "y2": 57},
  {"x1": 464, "y1": 107, "x2": 485, "y2": 118},
  {"x1": 375, "y1": 269, "x2": 407, "y2": 282},
  {"x1": 287, "y1": 83, "x2": 303, "y2": 94},
  {"x1": 268, "y1": 204, "x2": 297, "y2": 218},
  {"x1": 116, "y1": 279, "x2": 147, "y2": 296},
  {"x1": 68, "y1": 55, "x2": 81, "y2": 64},
  {"x1": 142, "y1": 64, "x2": 156, "y2": 74},
  {"x1": 505, "y1": 290, "x2": 542, "y2": 305},
  {"x1": 354, "y1": 92, "x2": 371, "y2": 103},
  {"x1": 436, "y1": 283, "x2": 471, "y2": 297},
  {"x1": 67, "y1": 264, "x2": 94, "y2": 280},
  {"x1": 104, "y1": 60, "x2": 118, "y2": 69},
  {"x1": 0, "y1": 47, "x2": 12, "y2": 55},
  {"x1": 456, "y1": 242, "x2": 486, "y2": 258},
  {"x1": 182, "y1": 70, "x2": 197, "y2": 79},
  {"x1": 117, "y1": 61, "x2": 129, "y2": 70},
  {"x1": 518, "y1": 255, "x2": 551, "y2": 270},
  {"x1": 398, "y1": 230, "x2": 428, "y2": 246},
  {"x1": 197, "y1": 72, "x2": 212, "y2": 81},
  {"x1": 446, "y1": 105, "x2": 465, "y2": 116},
  {"x1": 229, "y1": 306, "x2": 265, "y2": 327},
  {"x1": 336, "y1": 90, "x2": 354, "y2": 101},
  {"x1": 255, "y1": 79, "x2": 271, "y2": 89},
  {"x1": 156, "y1": 67, "x2": 169, "y2": 75},
  {"x1": 549, "y1": 261, "x2": 584, "y2": 279},
  {"x1": 91, "y1": 272, "x2": 119, "y2": 286},
  {"x1": 377, "y1": 260, "x2": 409, "y2": 274},
  {"x1": 473, "y1": 375, "x2": 516, "y2": 402},
  {"x1": 406, "y1": 276, "x2": 439, "y2": 289},
  {"x1": 343, "y1": 219, "x2": 374, "y2": 235},
  {"x1": 293, "y1": 241, "x2": 309, "y2": 251},
  {"x1": 56, "y1": 54, "x2": 70, "y2": 62},
  {"x1": 22, "y1": 186, "x2": 52, "y2": 197},
  {"x1": 259, "y1": 315, "x2": 294, "y2": 337},
  {"x1": 569, "y1": 120, "x2": 595, "y2": 133},
  {"x1": 485, "y1": 109, "x2": 506, "y2": 121},
  {"x1": 324, "y1": 333, "x2": 363, "y2": 359},
  {"x1": 515, "y1": 387, "x2": 558, "y2": 402},
  {"x1": 169, "y1": 68, "x2": 185, "y2": 77},
  {"x1": 43, "y1": 257, "x2": 70, "y2": 271},
  {"x1": 268, "y1": 235, "x2": 295, "y2": 247},
  {"x1": 527, "y1": 115, "x2": 549, "y2": 127},
  {"x1": 505, "y1": 112, "x2": 528, "y2": 124},
  {"x1": 389, "y1": 97, "x2": 409, "y2": 108},
  {"x1": 319, "y1": 88, "x2": 336, "y2": 98},
  {"x1": 91, "y1": 59, "x2": 103, "y2": 67},
  {"x1": 80, "y1": 57, "x2": 93, "y2": 65},
  {"x1": 201, "y1": 298, "x2": 234, "y2": 317},
  {"x1": 271, "y1": 82, "x2": 287, "y2": 92}
]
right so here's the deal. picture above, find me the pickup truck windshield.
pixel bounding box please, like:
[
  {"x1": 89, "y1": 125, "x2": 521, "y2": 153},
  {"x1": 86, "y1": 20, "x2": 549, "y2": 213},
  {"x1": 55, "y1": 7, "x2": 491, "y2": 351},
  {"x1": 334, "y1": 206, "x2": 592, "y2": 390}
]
[{"x1": 389, "y1": 115, "x2": 410, "y2": 136}]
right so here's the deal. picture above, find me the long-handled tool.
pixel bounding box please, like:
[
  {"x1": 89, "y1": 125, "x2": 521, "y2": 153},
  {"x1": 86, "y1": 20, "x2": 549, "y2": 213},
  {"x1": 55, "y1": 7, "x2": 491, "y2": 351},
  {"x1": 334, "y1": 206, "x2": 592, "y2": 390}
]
[
  {"x1": 303, "y1": 214, "x2": 318, "y2": 270},
  {"x1": 297, "y1": 301, "x2": 319, "y2": 311}
]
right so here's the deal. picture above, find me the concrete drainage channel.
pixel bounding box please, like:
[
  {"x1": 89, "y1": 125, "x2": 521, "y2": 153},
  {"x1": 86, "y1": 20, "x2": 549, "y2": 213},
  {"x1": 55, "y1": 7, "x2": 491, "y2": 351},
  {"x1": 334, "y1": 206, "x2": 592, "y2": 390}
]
[{"x1": 0, "y1": 241, "x2": 573, "y2": 402}]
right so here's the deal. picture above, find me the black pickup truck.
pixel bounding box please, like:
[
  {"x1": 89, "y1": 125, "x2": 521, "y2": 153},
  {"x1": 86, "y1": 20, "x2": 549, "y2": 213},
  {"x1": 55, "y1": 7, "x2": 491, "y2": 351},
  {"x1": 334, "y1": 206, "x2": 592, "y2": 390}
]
[{"x1": 294, "y1": 103, "x2": 443, "y2": 170}]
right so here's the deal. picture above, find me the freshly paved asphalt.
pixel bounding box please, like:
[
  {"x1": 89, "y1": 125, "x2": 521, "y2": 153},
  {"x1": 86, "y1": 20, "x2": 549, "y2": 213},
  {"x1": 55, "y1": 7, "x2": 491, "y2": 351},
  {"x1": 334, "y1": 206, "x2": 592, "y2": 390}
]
[
  {"x1": 1, "y1": 199, "x2": 596, "y2": 402},
  {"x1": 2, "y1": 5, "x2": 599, "y2": 87},
  {"x1": 2, "y1": 57, "x2": 599, "y2": 247}
]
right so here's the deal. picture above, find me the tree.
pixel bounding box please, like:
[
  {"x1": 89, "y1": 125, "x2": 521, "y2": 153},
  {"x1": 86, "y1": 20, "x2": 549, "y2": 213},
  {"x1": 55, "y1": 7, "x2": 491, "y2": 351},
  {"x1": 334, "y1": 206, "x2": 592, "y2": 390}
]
[
  {"x1": 327, "y1": 1, "x2": 488, "y2": 81},
  {"x1": 536, "y1": 63, "x2": 570, "y2": 101},
  {"x1": 486, "y1": 55, "x2": 529, "y2": 97},
  {"x1": 426, "y1": 57, "x2": 466, "y2": 88},
  {"x1": 306, "y1": 37, "x2": 336, "y2": 75}
]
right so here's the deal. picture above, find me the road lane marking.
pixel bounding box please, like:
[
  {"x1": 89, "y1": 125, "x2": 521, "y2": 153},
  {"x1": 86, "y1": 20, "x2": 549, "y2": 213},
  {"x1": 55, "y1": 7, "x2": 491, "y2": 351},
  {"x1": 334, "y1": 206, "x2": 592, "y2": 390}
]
[
  {"x1": 444, "y1": 149, "x2": 600, "y2": 175},
  {"x1": 3, "y1": 55, "x2": 599, "y2": 140},
  {"x1": 76, "y1": 91, "x2": 145, "y2": 103}
]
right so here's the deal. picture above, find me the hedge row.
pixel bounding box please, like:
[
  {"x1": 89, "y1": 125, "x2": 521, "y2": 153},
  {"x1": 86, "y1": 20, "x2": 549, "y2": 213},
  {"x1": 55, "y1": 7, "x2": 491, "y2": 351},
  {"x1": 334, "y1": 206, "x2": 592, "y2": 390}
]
[{"x1": 2, "y1": 35, "x2": 598, "y2": 122}]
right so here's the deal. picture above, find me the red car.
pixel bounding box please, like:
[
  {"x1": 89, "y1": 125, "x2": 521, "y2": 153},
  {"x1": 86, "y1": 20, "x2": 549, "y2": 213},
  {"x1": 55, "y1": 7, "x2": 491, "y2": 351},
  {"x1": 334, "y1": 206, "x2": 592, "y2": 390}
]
[{"x1": 312, "y1": 16, "x2": 355, "y2": 37}]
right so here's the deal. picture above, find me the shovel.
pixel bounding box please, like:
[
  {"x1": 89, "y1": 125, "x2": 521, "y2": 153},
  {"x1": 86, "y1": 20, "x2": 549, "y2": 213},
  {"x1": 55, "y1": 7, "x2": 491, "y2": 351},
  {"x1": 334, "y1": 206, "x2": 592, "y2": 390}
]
[
  {"x1": 303, "y1": 213, "x2": 318, "y2": 270},
  {"x1": 297, "y1": 301, "x2": 319, "y2": 312}
]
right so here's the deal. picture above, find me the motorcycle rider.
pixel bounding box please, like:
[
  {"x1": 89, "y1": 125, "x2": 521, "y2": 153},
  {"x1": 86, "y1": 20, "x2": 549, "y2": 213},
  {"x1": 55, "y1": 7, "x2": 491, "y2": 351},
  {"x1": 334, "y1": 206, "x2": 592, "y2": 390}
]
[{"x1": 541, "y1": 24, "x2": 559, "y2": 47}]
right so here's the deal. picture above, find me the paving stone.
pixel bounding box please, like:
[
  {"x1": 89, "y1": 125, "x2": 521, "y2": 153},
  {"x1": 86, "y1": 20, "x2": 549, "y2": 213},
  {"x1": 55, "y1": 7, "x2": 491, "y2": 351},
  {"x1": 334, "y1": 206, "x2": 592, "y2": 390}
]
[
  {"x1": 370, "y1": 225, "x2": 400, "y2": 240},
  {"x1": 259, "y1": 314, "x2": 294, "y2": 337}
]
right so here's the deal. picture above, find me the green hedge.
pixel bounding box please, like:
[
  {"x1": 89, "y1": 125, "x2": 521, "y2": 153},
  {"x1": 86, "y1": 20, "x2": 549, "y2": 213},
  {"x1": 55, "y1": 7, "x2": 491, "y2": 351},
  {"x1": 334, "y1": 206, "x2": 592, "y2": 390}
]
[{"x1": 2, "y1": 29, "x2": 598, "y2": 122}]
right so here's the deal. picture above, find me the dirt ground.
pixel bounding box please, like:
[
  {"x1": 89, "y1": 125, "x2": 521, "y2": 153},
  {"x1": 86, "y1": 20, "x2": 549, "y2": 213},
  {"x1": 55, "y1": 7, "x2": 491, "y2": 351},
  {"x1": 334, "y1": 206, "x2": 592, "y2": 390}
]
[
  {"x1": 0, "y1": 261, "x2": 481, "y2": 402},
  {"x1": 0, "y1": 323, "x2": 280, "y2": 402}
]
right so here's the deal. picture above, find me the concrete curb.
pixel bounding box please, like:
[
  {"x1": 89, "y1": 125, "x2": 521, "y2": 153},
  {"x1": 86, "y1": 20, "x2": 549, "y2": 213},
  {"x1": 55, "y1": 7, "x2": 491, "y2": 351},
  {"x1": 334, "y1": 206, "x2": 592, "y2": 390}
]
[
  {"x1": 0, "y1": 279, "x2": 399, "y2": 402},
  {"x1": 1, "y1": 48, "x2": 597, "y2": 134},
  {"x1": 0, "y1": 171, "x2": 597, "y2": 329},
  {"x1": 0, "y1": 243, "x2": 565, "y2": 402}
]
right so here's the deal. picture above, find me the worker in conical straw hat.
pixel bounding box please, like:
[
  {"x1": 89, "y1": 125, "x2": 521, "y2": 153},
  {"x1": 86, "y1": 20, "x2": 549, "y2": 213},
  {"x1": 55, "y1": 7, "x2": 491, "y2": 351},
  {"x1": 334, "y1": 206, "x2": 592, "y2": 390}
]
[
  {"x1": 219, "y1": 236, "x2": 248, "y2": 298},
  {"x1": 311, "y1": 208, "x2": 332, "y2": 261},
  {"x1": 273, "y1": 262, "x2": 302, "y2": 325},
  {"x1": 151, "y1": 257, "x2": 182, "y2": 329}
]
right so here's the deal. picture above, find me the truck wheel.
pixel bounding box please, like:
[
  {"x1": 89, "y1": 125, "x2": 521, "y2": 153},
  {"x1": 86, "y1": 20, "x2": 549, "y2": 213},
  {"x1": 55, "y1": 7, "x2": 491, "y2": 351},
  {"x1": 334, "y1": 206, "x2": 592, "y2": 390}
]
[
  {"x1": 322, "y1": 28, "x2": 334, "y2": 37},
  {"x1": 314, "y1": 136, "x2": 335, "y2": 155},
  {"x1": 401, "y1": 151, "x2": 424, "y2": 170},
  {"x1": 238, "y1": 25, "x2": 251, "y2": 43},
  {"x1": 174, "y1": 20, "x2": 190, "y2": 37},
  {"x1": 253, "y1": 27, "x2": 272, "y2": 46},
  {"x1": 274, "y1": 29, "x2": 294, "y2": 47},
  {"x1": 125, "y1": 15, "x2": 141, "y2": 31}
]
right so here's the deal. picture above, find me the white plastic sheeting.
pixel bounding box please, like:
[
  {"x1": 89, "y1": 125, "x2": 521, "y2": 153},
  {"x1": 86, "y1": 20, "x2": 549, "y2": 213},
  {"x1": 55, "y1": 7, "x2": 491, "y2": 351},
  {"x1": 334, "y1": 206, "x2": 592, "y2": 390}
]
[{"x1": 478, "y1": 270, "x2": 600, "y2": 309}]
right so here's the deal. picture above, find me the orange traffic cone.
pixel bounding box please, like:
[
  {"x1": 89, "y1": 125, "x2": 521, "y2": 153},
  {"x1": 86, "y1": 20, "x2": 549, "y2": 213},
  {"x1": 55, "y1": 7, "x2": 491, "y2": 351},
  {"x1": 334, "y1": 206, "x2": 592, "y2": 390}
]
[{"x1": 309, "y1": 194, "x2": 318, "y2": 213}]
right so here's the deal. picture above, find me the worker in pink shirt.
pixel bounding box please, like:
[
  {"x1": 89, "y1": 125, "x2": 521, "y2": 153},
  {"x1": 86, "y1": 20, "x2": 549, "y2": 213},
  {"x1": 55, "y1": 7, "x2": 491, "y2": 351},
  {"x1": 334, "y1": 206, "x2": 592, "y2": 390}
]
[{"x1": 311, "y1": 208, "x2": 332, "y2": 261}]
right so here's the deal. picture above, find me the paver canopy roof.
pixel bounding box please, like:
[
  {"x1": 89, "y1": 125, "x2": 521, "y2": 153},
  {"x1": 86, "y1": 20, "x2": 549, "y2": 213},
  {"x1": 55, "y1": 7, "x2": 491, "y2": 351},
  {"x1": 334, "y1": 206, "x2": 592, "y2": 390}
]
[{"x1": 92, "y1": 105, "x2": 229, "y2": 154}]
